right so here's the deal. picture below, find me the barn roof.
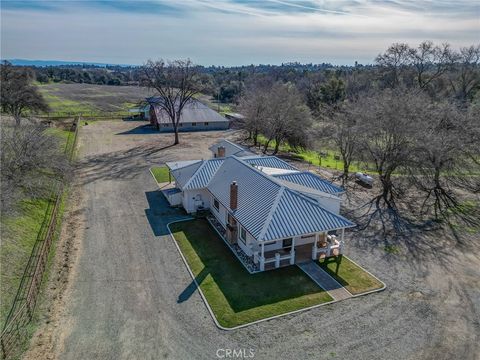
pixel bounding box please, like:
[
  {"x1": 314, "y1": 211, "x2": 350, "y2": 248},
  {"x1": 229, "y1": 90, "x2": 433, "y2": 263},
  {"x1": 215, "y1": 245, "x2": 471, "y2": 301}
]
[{"x1": 147, "y1": 98, "x2": 228, "y2": 124}]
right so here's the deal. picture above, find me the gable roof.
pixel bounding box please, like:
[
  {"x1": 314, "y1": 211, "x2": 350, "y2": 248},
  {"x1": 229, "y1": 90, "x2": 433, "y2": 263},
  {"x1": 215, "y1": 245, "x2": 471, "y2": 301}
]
[
  {"x1": 209, "y1": 139, "x2": 254, "y2": 158},
  {"x1": 168, "y1": 161, "x2": 203, "y2": 188},
  {"x1": 183, "y1": 159, "x2": 224, "y2": 190},
  {"x1": 273, "y1": 172, "x2": 344, "y2": 195},
  {"x1": 147, "y1": 98, "x2": 227, "y2": 124},
  {"x1": 207, "y1": 156, "x2": 354, "y2": 241}
]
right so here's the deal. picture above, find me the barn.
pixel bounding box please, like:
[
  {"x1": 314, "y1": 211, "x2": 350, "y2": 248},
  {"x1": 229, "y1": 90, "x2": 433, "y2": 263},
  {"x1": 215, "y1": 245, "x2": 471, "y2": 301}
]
[{"x1": 146, "y1": 97, "x2": 230, "y2": 132}]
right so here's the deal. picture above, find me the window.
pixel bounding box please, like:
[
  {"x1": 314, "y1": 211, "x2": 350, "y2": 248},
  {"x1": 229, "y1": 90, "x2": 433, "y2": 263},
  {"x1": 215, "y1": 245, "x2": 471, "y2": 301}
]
[
  {"x1": 204, "y1": 122, "x2": 209, "y2": 126},
  {"x1": 213, "y1": 198, "x2": 219, "y2": 211},
  {"x1": 191, "y1": 122, "x2": 197, "y2": 126},
  {"x1": 283, "y1": 238, "x2": 292, "y2": 248},
  {"x1": 240, "y1": 227, "x2": 247, "y2": 244}
]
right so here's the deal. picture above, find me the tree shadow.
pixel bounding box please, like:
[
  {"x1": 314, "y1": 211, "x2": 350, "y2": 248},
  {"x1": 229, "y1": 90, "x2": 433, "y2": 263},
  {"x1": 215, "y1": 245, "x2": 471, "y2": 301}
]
[
  {"x1": 170, "y1": 219, "x2": 326, "y2": 313},
  {"x1": 116, "y1": 124, "x2": 159, "y2": 135},
  {"x1": 177, "y1": 268, "x2": 209, "y2": 303}
]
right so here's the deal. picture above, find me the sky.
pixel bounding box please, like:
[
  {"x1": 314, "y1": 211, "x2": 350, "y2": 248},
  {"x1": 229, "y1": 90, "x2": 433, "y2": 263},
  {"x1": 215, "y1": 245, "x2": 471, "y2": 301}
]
[{"x1": 1, "y1": 0, "x2": 479, "y2": 66}]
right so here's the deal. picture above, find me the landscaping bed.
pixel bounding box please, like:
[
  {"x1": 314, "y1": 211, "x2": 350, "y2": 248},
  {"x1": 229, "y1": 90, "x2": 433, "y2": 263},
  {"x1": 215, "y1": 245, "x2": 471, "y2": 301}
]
[
  {"x1": 169, "y1": 219, "x2": 333, "y2": 328},
  {"x1": 317, "y1": 256, "x2": 384, "y2": 295}
]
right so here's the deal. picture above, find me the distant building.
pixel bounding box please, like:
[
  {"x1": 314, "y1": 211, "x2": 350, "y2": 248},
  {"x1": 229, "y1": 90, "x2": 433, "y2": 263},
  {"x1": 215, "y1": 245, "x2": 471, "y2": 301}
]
[{"x1": 145, "y1": 97, "x2": 230, "y2": 132}]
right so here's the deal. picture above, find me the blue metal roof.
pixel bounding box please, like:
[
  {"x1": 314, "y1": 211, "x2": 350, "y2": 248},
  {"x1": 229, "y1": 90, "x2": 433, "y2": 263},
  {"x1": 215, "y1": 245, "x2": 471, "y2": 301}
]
[
  {"x1": 242, "y1": 156, "x2": 298, "y2": 171},
  {"x1": 183, "y1": 159, "x2": 224, "y2": 190},
  {"x1": 207, "y1": 156, "x2": 355, "y2": 241},
  {"x1": 209, "y1": 139, "x2": 254, "y2": 158},
  {"x1": 273, "y1": 172, "x2": 344, "y2": 195},
  {"x1": 208, "y1": 157, "x2": 281, "y2": 238},
  {"x1": 169, "y1": 161, "x2": 203, "y2": 188},
  {"x1": 261, "y1": 188, "x2": 355, "y2": 241}
]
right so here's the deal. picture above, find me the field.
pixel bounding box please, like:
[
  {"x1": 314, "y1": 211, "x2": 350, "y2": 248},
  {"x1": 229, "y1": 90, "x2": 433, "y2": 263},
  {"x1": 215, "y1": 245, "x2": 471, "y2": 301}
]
[{"x1": 38, "y1": 83, "x2": 156, "y2": 116}]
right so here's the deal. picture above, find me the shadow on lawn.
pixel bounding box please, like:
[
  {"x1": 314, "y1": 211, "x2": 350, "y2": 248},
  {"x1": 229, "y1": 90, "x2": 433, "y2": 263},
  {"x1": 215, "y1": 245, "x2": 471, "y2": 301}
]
[{"x1": 171, "y1": 219, "x2": 328, "y2": 313}]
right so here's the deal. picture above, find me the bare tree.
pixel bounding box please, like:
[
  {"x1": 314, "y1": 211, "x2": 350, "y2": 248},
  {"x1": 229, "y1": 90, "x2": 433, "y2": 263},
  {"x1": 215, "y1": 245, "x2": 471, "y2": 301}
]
[
  {"x1": 261, "y1": 83, "x2": 312, "y2": 155},
  {"x1": 1, "y1": 123, "x2": 71, "y2": 216},
  {"x1": 237, "y1": 80, "x2": 271, "y2": 146},
  {"x1": 375, "y1": 43, "x2": 411, "y2": 88},
  {"x1": 141, "y1": 59, "x2": 204, "y2": 145},
  {"x1": 409, "y1": 41, "x2": 455, "y2": 89},
  {"x1": 329, "y1": 101, "x2": 360, "y2": 185},
  {"x1": 409, "y1": 101, "x2": 480, "y2": 223},
  {"x1": 0, "y1": 62, "x2": 49, "y2": 125},
  {"x1": 449, "y1": 45, "x2": 480, "y2": 102},
  {"x1": 356, "y1": 90, "x2": 424, "y2": 229}
]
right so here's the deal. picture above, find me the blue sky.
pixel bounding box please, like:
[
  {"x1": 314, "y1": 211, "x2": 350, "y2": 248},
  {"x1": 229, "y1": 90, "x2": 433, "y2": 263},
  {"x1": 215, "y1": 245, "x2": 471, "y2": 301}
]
[{"x1": 1, "y1": 0, "x2": 479, "y2": 66}]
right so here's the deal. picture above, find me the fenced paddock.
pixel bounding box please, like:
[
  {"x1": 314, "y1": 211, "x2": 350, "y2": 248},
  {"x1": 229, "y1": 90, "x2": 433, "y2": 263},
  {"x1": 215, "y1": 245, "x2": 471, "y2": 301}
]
[{"x1": 0, "y1": 119, "x2": 79, "y2": 360}]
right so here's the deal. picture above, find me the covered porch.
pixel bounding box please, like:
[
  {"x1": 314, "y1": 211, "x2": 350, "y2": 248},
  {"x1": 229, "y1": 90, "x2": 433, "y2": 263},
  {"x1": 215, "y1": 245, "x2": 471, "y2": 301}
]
[{"x1": 255, "y1": 230, "x2": 346, "y2": 271}]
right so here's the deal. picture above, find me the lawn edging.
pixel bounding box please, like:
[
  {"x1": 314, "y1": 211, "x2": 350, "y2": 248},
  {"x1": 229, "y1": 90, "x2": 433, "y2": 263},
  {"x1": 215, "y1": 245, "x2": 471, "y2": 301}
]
[
  {"x1": 344, "y1": 256, "x2": 387, "y2": 298},
  {"x1": 149, "y1": 166, "x2": 164, "y2": 187},
  {"x1": 167, "y1": 219, "x2": 344, "y2": 331}
]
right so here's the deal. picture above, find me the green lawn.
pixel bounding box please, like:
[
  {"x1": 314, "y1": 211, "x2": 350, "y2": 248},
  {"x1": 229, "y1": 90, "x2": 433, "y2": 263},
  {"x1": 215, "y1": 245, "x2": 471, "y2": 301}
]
[
  {"x1": 317, "y1": 256, "x2": 383, "y2": 295},
  {"x1": 170, "y1": 219, "x2": 333, "y2": 328},
  {"x1": 0, "y1": 199, "x2": 51, "y2": 324},
  {"x1": 151, "y1": 166, "x2": 170, "y2": 183}
]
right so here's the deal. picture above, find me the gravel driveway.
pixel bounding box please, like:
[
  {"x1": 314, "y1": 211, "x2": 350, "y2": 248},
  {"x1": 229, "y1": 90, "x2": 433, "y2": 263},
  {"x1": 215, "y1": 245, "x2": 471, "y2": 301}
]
[{"x1": 34, "y1": 120, "x2": 479, "y2": 360}]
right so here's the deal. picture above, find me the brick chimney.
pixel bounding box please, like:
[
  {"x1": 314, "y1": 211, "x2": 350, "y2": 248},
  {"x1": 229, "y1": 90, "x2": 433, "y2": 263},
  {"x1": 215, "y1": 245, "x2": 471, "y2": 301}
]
[
  {"x1": 230, "y1": 181, "x2": 238, "y2": 210},
  {"x1": 217, "y1": 146, "x2": 226, "y2": 158}
]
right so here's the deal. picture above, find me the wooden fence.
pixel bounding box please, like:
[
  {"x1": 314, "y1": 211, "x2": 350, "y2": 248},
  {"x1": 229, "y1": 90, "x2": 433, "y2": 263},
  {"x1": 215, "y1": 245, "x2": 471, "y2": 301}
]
[{"x1": 0, "y1": 118, "x2": 79, "y2": 359}]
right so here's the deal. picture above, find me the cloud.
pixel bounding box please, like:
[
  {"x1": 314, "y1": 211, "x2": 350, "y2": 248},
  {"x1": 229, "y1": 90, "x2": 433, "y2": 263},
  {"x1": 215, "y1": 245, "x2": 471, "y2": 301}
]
[{"x1": 1, "y1": 0, "x2": 478, "y2": 65}]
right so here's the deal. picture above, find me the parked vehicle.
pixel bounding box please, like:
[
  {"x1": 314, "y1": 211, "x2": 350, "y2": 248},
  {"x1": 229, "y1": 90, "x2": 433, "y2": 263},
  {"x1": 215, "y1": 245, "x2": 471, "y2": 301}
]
[{"x1": 355, "y1": 172, "x2": 373, "y2": 186}]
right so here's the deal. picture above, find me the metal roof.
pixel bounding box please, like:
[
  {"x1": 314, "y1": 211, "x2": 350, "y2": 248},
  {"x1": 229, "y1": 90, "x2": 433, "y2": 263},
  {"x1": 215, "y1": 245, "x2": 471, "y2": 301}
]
[
  {"x1": 261, "y1": 188, "x2": 354, "y2": 241},
  {"x1": 165, "y1": 160, "x2": 202, "y2": 171},
  {"x1": 169, "y1": 161, "x2": 203, "y2": 188},
  {"x1": 241, "y1": 156, "x2": 298, "y2": 171},
  {"x1": 208, "y1": 157, "x2": 281, "y2": 238},
  {"x1": 209, "y1": 139, "x2": 254, "y2": 158},
  {"x1": 183, "y1": 159, "x2": 224, "y2": 190},
  {"x1": 273, "y1": 172, "x2": 344, "y2": 195},
  {"x1": 207, "y1": 156, "x2": 355, "y2": 241},
  {"x1": 148, "y1": 98, "x2": 228, "y2": 124}
]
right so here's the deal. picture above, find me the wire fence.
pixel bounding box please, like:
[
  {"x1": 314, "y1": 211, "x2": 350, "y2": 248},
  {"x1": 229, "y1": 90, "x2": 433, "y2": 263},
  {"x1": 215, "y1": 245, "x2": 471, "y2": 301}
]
[{"x1": 0, "y1": 118, "x2": 79, "y2": 360}]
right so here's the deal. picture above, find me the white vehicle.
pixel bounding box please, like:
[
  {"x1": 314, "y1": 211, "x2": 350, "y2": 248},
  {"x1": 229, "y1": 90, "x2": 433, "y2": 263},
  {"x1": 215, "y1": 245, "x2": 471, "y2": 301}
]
[{"x1": 355, "y1": 172, "x2": 373, "y2": 186}]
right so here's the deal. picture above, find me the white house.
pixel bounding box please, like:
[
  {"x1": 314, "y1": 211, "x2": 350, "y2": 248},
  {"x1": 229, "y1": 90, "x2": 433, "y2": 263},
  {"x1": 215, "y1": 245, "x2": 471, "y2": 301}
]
[{"x1": 164, "y1": 143, "x2": 355, "y2": 272}]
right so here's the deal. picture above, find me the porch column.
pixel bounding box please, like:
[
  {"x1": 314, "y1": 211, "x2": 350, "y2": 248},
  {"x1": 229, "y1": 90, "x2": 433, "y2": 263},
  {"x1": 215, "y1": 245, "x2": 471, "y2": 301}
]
[
  {"x1": 290, "y1": 237, "x2": 296, "y2": 265},
  {"x1": 260, "y1": 242, "x2": 265, "y2": 271},
  {"x1": 312, "y1": 233, "x2": 318, "y2": 260},
  {"x1": 340, "y1": 228, "x2": 345, "y2": 253}
]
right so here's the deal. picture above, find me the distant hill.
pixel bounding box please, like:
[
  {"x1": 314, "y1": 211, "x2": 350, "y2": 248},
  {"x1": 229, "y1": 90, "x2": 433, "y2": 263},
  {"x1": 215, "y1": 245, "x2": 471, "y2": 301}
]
[{"x1": 3, "y1": 59, "x2": 134, "y2": 67}]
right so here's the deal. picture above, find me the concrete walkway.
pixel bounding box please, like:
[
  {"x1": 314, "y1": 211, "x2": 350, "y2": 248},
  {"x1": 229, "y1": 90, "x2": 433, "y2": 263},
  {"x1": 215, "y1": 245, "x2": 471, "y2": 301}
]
[{"x1": 297, "y1": 261, "x2": 352, "y2": 301}]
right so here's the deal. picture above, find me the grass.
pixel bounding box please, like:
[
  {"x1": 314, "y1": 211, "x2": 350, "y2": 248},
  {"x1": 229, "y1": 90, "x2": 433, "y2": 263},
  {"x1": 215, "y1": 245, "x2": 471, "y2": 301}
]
[
  {"x1": 170, "y1": 219, "x2": 333, "y2": 328},
  {"x1": 0, "y1": 199, "x2": 51, "y2": 324},
  {"x1": 38, "y1": 83, "x2": 155, "y2": 117},
  {"x1": 255, "y1": 135, "x2": 373, "y2": 173},
  {"x1": 317, "y1": 256, "x2": 383, "y2": 295},
  {"x1": 151, "y1": 166, "x2": 170, "y2": 183}
]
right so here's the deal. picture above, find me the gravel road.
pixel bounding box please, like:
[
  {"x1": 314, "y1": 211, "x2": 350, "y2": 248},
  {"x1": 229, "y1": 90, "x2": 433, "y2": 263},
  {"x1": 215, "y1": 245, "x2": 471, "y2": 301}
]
[{"x1": 28, "y1": 120, "x2": 479, "y2": 360}]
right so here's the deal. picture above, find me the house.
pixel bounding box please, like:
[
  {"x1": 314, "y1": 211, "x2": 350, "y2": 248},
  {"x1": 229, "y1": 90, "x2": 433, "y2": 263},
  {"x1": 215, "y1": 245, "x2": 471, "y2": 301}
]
[
  {"x1": 164, "y1": 142, "x2": 355, "y2": 272},
  {"x1": 146, "y1": 97, "x2": 230, "y2": 132}
]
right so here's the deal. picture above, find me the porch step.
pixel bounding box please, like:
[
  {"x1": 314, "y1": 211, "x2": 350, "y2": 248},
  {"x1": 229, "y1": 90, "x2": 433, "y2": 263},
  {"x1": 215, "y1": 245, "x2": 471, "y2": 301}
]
[{"x1": 297, "y1": 261, "x2": 352, "y2": 301}]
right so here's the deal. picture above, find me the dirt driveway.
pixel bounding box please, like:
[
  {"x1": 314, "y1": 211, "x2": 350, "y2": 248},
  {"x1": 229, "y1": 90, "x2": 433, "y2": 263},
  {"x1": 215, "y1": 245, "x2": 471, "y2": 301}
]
[{"x1": 26, "y1": 120, "x2": 479, "y2": 360}]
